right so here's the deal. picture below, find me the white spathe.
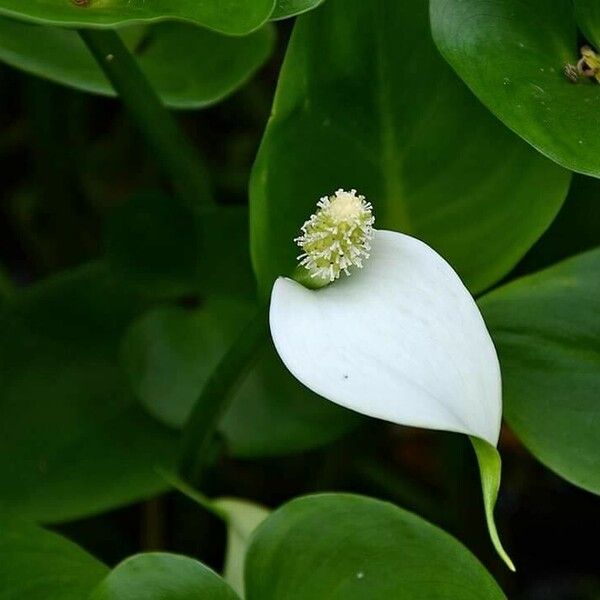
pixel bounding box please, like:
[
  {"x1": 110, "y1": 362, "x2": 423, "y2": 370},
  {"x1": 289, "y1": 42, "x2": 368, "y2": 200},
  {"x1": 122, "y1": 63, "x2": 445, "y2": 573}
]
[{"x1": 270, "y1": 229, "x2": 502, "y2": 446}]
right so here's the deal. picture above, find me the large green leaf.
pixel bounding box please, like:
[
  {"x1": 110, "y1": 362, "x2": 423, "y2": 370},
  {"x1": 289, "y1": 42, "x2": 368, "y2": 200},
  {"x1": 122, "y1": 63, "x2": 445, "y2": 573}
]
[
  {"x1": 479, "y1": 249, "x2": 600, "y2": 494},
  {"x1": 0, "y1": 0, "x2": 275, "y2": 36},
  {"x1": 0, "y1": 516, "x2": 108, "y2": 599},
  {"x1": 250, "y1": 0, "x2": 569, "y2": 297},
  {"x1": 271, "y1": 0, "x2": 324, "y2": 20},
  {"x1": 430, "y1": 0, "x2": 600, "y2": 178},
  {"x1": 245, "y1": 494, "x2": 505, "y2": 599},
  {"x1": 0, "y1": 263, "x2": 178, "y2": 523},
  {"x1": 89, "y1": 553, "x2": 240, "y2": 600},
  {"x1": 0, "y1": 19, "x2": 274, "y2": 109}
]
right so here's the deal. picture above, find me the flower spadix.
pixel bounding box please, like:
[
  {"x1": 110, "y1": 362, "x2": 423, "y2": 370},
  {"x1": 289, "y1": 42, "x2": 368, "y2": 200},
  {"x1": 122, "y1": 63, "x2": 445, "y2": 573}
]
[
  {"x1": 295, "y1": 188, "x2": 374, "y2": 286},
  {"x1": 270, "y1": 190, "x2": 502, "y2": 446}
]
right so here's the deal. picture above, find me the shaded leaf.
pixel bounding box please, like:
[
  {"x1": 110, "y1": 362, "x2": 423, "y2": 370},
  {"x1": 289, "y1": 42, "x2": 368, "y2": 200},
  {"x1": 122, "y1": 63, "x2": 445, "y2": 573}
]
[
  {"x1": 0, "y1": 19, "x2": 274, "y2": 110},
  {"x1": 0, "y1": 263, "x2": 178, "y2": 522},
  {"x1": 0, "y1": 516, "x2": 107, "y2": 599},
  {"x1": 574, "y1": 0, "x2": 600, "y2": 48},
  {"x1": 480, "y1": 249, "x2": 600, "y2": 494}
]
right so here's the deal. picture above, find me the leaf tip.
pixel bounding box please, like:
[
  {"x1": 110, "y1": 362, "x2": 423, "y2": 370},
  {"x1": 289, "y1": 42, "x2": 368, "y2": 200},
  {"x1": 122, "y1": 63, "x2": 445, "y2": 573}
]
[{"x1": 470, "y1": 436, "x2": 516, "y2": 572}]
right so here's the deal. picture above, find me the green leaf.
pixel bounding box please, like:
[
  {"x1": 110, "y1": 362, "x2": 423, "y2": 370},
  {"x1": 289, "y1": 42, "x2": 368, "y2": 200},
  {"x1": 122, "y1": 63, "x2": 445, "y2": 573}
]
[
  {"x1": 250, "y1": 0, "x2": 570, "y2": 298},
  {"x1": 245, "y1": 494, "x2": 506, "y2": 599},
  {"x1": 89, "y1": 553, "x2": 240, "y2": 600},
  {"x1": 479, "y1": 249, "x2": 600, "y2": 494},
  {"x1": 215, "y1": 498, "x2": 270, "y2": 598},
  {"x1": 0, "y1": 516, "x2": 108, "y2": 599},
  {"x1": 574, "y1": 0, "x2": 600, "y2": 47},
  {"x1": 470, "y1": 438, "x2": 515, "y2": 572},
  {"x1": 0, "y1": 263, "x2": 178, "y2": 523},
  {"x1": 0, "y1": 0, "x2": 275, "y2": 36},
  {"x1": 271, "y1": 0, "x2": 324, "y2": 20},
  {"x1": 0, "y1": 19, "x2": 274, "y2": 110},
  {"x1": 430, "y1": 0, "x2": 600, "y2": 178}
]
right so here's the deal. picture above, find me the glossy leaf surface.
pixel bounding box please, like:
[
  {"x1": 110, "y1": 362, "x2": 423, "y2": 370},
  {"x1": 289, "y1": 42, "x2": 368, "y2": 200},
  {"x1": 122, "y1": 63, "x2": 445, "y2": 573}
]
[
  {"x1": 250, "y1": 0, "x2": 569, "y2": 297},
  {"x1": 431, "y1": 0, "x2": 600, "y2": 177}
]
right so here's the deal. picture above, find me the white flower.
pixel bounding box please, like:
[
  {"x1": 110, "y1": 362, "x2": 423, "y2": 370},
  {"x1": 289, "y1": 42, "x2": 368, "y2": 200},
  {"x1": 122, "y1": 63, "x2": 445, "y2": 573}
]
[{"x1": 269, "y1": 190, "x2": 502, "y2": 446}]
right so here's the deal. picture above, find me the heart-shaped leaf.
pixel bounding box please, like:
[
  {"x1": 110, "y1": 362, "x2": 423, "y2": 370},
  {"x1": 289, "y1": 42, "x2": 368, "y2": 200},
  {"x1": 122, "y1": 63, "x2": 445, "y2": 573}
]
[
  {"x1": 0, "y1": 19, "x2": 274, "y2": 109},
  {"x1": 0, "y1": 0, "x2": 275, "y2": 36},
  {"x1": 245, "y1": 494, "x2": 506, "y2": 599},
  {"x1": 430, "y1": 0, "x2": 600, "y2": 178},
  {"x1": 480, "y1": 249, "x2": 600, "y2": 494},
  {"x1": 250, "y1": 0, "x2": 570, "y2": 298},
  {"x1": 0, "y1": 516, "x2": 108, "y2": 599}
]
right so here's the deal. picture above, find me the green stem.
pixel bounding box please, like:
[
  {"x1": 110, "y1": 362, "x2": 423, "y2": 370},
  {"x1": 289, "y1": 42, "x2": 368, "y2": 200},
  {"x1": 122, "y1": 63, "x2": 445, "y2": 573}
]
[
  {"x1": 179, "y1": 306, "x2": 269, "y2": 483},
  {"x1": 79, "y1": 29, "x2": 213, "y2": 208}
]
